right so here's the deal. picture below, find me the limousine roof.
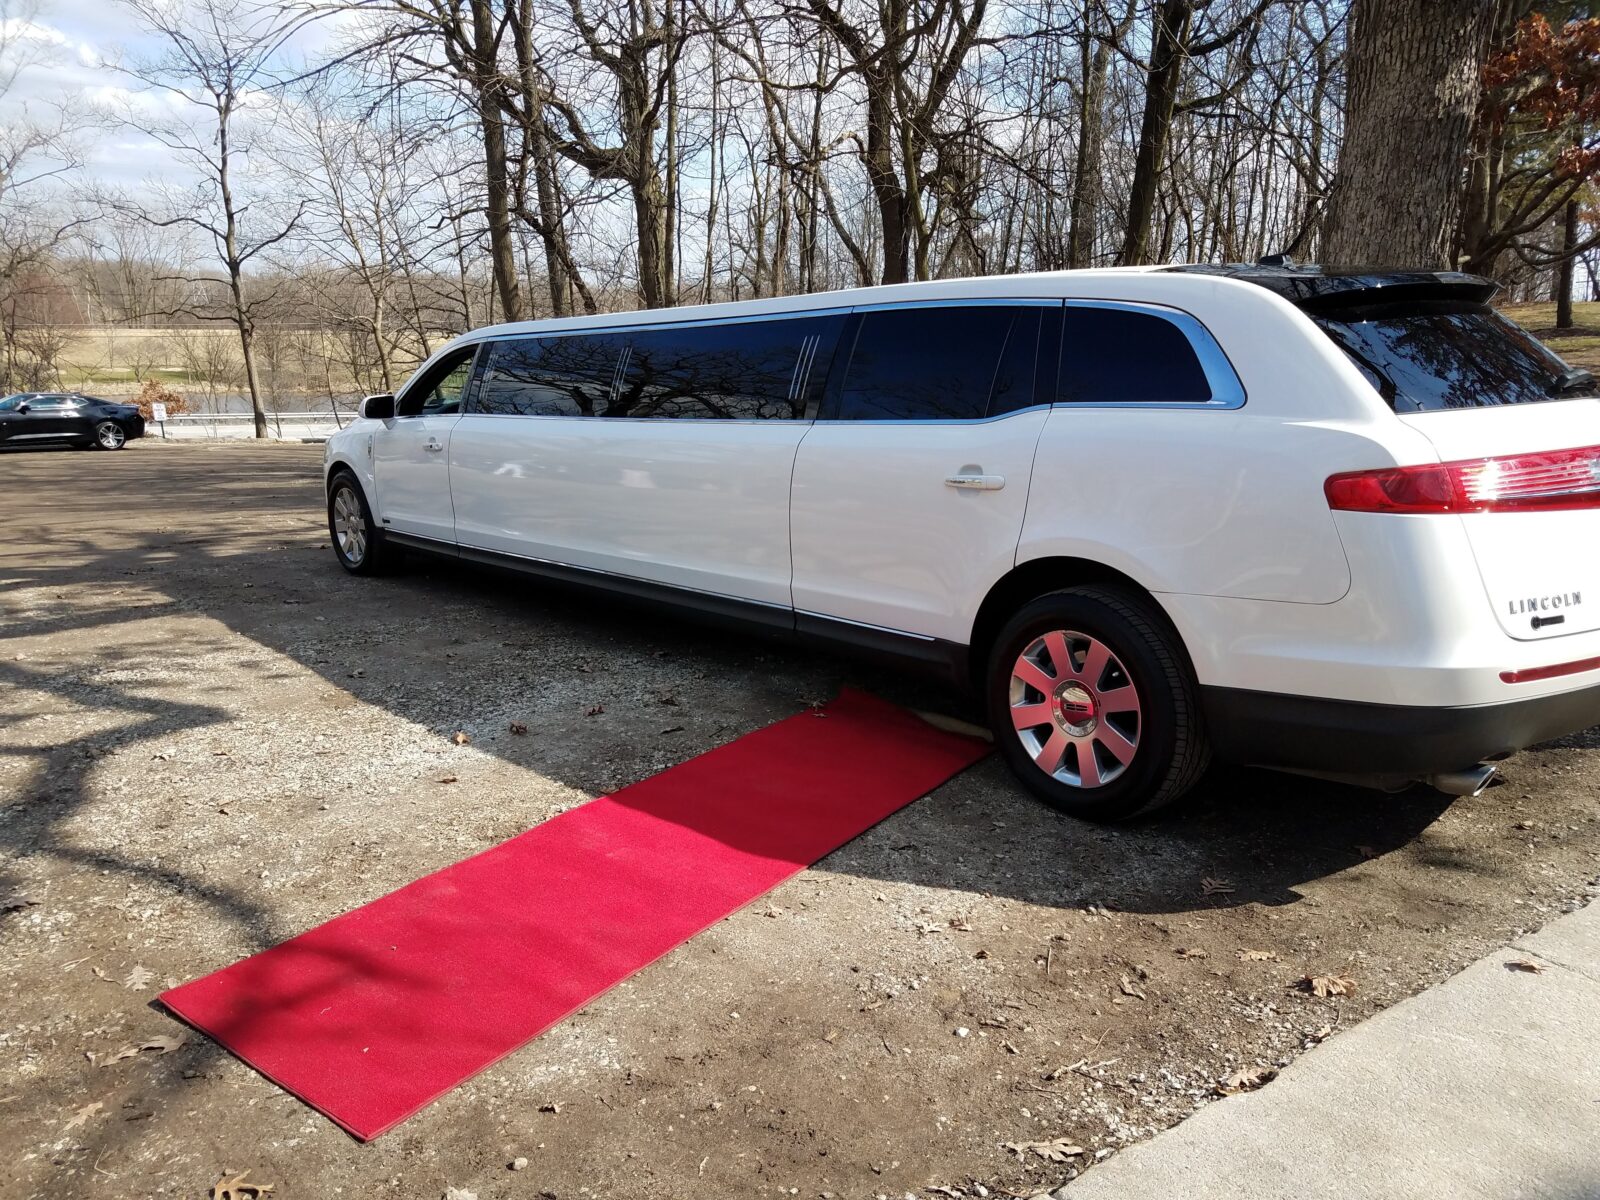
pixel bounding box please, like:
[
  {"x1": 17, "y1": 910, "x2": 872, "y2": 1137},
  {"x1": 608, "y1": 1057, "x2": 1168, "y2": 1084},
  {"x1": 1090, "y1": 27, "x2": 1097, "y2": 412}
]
[
  {"x1": 459, "y1": 267, "x2": 1178, "y2": 343},
  {"x1": 453, "y1": 261, "x2": 1500, "y2": 348}
]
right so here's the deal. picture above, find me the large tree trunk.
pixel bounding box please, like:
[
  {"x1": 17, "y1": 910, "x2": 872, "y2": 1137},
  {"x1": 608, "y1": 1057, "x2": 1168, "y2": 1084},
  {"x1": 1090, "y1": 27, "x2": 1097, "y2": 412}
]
[
  {"x1": 1322, "y1": 0, "x2": 1497, "y2": 269},
  {"x1": 1118, "y1": 0, "x2": 1191, "y2": 266},
  {"x1": 864, "y1": 79, "x2": 911, "y2": 285},
  {"x1": 470, "y1": 0, "x2": 524, "y2": 323},
  {"x1": 1067, "y1": 4, "x2": 1120, "y2": 269},
  {"x1": 1557, "y1": 198, "x2": 1579, "y2": 330}
]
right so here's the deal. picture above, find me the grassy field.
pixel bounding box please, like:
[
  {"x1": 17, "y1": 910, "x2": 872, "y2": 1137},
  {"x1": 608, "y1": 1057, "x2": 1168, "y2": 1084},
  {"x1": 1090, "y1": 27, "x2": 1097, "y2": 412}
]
[{"x1": 1502, "y1": 300, "x2": 1600, "y2": 373}]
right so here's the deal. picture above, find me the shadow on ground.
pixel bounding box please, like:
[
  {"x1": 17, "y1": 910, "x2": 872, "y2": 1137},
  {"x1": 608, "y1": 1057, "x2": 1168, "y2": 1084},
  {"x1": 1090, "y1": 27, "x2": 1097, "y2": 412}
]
[{"x1": 0, "y1": 444, "x2": 1464, "y2": 948}]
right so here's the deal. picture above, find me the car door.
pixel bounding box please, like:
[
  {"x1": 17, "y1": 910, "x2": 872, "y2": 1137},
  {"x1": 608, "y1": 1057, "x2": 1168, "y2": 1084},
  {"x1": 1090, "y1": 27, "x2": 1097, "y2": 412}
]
[
  {"x1": 10, "y1": 396, "x2": 79, "y2": 442},
  {"x1": 449, "y1": 313, "x2": 843, "y2": 611},
  {"x1": 371, "y1": 345, "x2": 479, "y2": 544},
  {"x1": 789, "y1": 300, "x2": 1055, "y2": 645},
  {"x1": 0, "y1": 395, "x2": 28, "y2": 443}
]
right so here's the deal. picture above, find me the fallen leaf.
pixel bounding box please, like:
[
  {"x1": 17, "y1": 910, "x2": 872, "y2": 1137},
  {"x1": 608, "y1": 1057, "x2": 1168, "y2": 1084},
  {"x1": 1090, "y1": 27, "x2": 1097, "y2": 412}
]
[
  {"x1": 1294, "y1": 973, "x2": 1356, "y2": 998},
  {"x1": 100, "y1": 1033, "x2": 187, "y2": 1067},
  {"x1": 1200, "y1": 877, "x2": 1236, "y2": 896},
  {"x1": 442, "y1": 1190, "x2": 477, "y2": 1200},
  {"x1": 211, "y1": 748, "x2": 230, "y2": 757},
  {"x1": 1003, "y1": 1137, "x2": 1085, "y2": 1163},
  {"x1": 948, "y1": 917, "x2": 973, "y2": 932},
  {"x1": 1238, "y1": 949, "x2": 1279, "y2": 962},
  {"x1": 63, "y1": 1100, "x2": 103, "y2": 1131},
  {"x1": 822, "y1": 1028, "x2": 839, "y2": 1043},
  {"x1": 1, "y1": 894, "x2": 38, "y2": 913},
  {"x1": 438, "y1": 775, "x2": 458, "y2": 785},
  {"x1": 508, "y1": 721, "x2": 528, "y2": 736},
  {"x1": 451, "y1": 730, "x2": 471, "y2": 746},
  {"x1": 91, "y1": 966, "x2": 109, "y2": 981},
  {"x1": 210, "y1": 1170, "x2": 274, "y2": 1200},
  {"x1": 1173, "y1": 947, "x2": 1208, "y2": 960},
  {"x1": 584, "y1": 705, "x2": 604, "y2": 717},
  {"x1": 659, "y1": 725, "x2": 685, "y2": 734},
  {"x1": 123, "y1": 964, "x2": 154, "y2": 991},
  {"x1": 1506, "y1": 957, "x2": 1545, "y2": 974},
  {"x1": 1216, "y1": 1065, "x2": 1277, "y2": 1095},
  {"x1": 1356, "y1": 844, "x2": 1378, "y2": 858},
  {"x1": 1118, "y1": 974, "x2": 1147, "y2": 1000},
  {"x1": 539, "y1": 1101, "x2": 560, "y2": 1113}
]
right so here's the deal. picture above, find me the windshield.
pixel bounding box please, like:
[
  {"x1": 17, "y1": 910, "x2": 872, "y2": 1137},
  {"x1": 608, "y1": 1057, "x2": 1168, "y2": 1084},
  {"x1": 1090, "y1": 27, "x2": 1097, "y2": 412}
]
[{"x1": 1310, "y1": 302, "x2": 1597, "y2": 414}]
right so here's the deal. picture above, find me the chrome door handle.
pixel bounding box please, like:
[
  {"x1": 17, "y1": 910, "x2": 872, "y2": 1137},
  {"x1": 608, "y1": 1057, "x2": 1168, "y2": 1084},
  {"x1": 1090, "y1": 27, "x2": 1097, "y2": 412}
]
[
  {"x1": 424, "y1": 438, "x2": 444, "y2": 452},
  {"x1": 945, "y1": 473, "x2": 1004, "y2": 491}
]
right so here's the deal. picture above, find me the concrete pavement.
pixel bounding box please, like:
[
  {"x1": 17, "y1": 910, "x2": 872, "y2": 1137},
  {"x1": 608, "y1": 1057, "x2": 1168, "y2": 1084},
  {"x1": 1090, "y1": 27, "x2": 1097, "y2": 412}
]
[{"x1": 1061, "y1": 901, "x2": 1600, "y2": 1200}]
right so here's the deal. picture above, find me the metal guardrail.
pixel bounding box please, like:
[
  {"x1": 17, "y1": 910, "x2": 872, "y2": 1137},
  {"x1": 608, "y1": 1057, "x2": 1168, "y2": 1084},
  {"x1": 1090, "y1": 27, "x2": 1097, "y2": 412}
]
[{"x1": 151, "y1": 412, "x2": 353, "y2": 441}]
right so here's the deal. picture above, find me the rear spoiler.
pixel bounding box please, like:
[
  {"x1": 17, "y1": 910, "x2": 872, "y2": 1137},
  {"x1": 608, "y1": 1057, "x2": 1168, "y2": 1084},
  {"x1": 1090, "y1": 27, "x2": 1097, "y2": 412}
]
[{"x1": 1165, "y1": 263, "x2": 1499, "y2": 313}]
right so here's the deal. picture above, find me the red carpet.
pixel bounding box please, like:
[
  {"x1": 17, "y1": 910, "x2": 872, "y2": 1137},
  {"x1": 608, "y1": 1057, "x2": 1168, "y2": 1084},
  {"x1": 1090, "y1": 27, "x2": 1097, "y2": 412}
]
[{"x1": 159, "y1": 688, "x2": 988, "y2": 1140}]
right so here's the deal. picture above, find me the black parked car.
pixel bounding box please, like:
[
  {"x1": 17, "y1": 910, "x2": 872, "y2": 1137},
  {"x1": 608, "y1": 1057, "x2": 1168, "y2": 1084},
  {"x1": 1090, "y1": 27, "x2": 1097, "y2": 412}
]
[{"x1": 0, "y1": 393, "x2": 146, "y2": 451}]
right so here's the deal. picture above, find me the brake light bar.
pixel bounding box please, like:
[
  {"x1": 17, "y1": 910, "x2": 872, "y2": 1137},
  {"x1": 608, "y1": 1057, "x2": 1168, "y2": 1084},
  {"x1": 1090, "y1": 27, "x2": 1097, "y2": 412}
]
[
  {"x1": 1501, "y1": 656, "x2": 1600, "y2": 684},
  {"x1": 1326, "y1": 444, "x2": 1600, "y2": 514}
]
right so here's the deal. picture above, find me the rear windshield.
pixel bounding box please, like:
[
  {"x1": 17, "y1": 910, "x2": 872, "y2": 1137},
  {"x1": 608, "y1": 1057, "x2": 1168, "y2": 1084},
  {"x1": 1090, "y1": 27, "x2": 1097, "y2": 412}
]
[{"x1": 1310, "y1": 302, "x2": 1597, "y2": 413}]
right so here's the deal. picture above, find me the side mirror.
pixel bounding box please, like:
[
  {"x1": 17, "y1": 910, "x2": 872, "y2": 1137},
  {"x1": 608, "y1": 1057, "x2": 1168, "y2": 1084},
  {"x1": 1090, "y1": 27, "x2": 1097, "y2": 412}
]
[
  {"x1": 17, "y1": 403, "x2": 29, "y2": 414},
  {"x1": 359, "y1": 393, "x2": 396, "y2": 420}
]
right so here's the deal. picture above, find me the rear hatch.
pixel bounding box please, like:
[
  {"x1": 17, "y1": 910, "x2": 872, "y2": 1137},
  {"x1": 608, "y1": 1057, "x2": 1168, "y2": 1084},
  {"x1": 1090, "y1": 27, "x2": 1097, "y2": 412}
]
[{"x1": 1305, "y1": 282, "x2": 1600, "y2": 642}]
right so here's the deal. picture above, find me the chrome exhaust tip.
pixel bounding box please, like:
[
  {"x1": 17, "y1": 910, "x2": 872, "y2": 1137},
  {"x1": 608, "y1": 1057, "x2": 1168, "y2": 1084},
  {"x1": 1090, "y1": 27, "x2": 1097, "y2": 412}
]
[{"x1": 1424, "y1": 764, "x2": 1499, "y2": 798}]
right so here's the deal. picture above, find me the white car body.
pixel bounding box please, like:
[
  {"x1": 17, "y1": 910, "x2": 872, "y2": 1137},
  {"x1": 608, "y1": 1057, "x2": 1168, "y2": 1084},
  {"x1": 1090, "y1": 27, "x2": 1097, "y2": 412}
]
[{"x1": 325, "y1": 264, "x2": 1600, "y2": 803}]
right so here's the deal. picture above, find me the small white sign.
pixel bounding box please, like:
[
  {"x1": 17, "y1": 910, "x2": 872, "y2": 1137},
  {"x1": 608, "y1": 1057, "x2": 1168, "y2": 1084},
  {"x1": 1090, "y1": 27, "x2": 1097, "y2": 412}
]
[{"x1": 151, "y1": 402, "x2": 167, "y2": 423}]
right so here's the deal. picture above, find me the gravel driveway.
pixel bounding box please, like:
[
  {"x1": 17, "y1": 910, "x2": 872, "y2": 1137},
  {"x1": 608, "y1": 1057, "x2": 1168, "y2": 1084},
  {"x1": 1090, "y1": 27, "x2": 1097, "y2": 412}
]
[{"x1": 3, "y1": 441, "x2": 1597, "y2": 1200}]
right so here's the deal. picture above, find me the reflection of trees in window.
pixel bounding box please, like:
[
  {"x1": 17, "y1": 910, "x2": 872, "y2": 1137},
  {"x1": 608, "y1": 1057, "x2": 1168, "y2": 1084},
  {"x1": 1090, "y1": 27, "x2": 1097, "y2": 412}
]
[
  {"x1": 477, "y1": 335, "x2": 623, "y2": 416},
  {"x1": 612, "y1": 317, "x2": 840, "y2": 420},
  {"x1": 1313, "y1": 307, "x2": 1582, "y2": 413},
  {"x1": 478, "y1": 319, "x2": 841, "y2": 420}
]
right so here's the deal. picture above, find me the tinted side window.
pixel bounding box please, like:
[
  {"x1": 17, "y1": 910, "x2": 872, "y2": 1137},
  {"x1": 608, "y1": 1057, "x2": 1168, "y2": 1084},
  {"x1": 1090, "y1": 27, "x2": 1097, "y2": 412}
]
[
  {"x1": 1058, "y1": 306, "x2": 1213, "y2": 404},
  {"x1": 399, "y1": 347, "x2": 479, "y2": 416},
  {"x1": 476, "y1": 334, "x2": 623, "y2": 417},
  {"x1": 612, "y1": 316, "x2": 843, "y2": 419},
  {"x1": 836, "y1": 306, "x2": 1031, "y2": 421}
]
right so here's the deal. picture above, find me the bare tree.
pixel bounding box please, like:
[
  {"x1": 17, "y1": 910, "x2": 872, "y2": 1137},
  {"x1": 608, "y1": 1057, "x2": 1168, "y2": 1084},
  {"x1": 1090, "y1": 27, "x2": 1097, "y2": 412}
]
[{"x1": 113, "y1": 0, "x2": 309, "y2": 436}]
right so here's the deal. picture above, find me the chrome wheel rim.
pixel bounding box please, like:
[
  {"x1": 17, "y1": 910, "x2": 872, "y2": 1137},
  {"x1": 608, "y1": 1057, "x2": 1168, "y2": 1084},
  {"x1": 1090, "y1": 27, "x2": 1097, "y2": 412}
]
[
  {"x1": 1008, "y1": 629, "x2": 1142, "y2": 789},
  {"x1": 96, "y1": 422, "x2": 124, "y2": 449},
  {"x1": 332, "y1": 486, "x2": 366, "y2": 565}
]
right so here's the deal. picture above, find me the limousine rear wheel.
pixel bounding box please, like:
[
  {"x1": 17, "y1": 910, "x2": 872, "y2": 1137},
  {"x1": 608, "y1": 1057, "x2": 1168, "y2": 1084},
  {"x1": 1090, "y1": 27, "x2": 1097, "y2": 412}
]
[
  {"x1": 987, "y1": 586, "x2": 1209, "y2": 821},
  {"x1": 327, "y1": 471, "x2": 397, "y2": 576}
]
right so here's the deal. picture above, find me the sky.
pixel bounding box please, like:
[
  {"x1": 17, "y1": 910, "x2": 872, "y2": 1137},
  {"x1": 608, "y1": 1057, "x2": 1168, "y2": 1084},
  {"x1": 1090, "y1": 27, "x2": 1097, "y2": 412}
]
[{"x1": 0, "y1": 0, "x2": 348, "y2": 192}]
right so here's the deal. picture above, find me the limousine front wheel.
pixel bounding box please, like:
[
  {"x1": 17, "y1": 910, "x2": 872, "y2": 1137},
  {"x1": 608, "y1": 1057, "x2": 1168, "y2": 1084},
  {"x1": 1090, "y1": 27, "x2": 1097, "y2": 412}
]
[
  {"x1": 327, "y1": 472, "x2": 397, "y2": 576},
  {"x1": 987, "y1": 586, "x2": 1210, "y2": 821}
]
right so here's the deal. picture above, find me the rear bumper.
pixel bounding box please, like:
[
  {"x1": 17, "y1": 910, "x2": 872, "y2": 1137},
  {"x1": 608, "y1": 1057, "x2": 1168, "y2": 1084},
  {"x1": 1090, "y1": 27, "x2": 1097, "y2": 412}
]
[{"x1": 1202, "y1": 681, "x2": 1600, "y2": 775}]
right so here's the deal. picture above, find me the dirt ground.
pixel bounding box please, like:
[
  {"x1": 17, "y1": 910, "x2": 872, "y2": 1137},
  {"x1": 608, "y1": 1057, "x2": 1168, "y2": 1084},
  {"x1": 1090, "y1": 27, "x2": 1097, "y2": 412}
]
[{"x1": 3, "y1": 441, "x2": 1597, "y2": 1200}]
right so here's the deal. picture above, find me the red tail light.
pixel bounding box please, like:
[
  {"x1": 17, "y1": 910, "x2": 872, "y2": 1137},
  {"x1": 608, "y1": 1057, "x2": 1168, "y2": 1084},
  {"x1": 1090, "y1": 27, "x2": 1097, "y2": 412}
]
[{"x1": 1326, "y1": 445, "x2": 1600, "y2": 514}]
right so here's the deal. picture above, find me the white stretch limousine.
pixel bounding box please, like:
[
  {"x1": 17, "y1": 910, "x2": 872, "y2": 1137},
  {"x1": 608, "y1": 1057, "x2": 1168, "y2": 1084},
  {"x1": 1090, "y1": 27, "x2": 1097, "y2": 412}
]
[{"x1": 324, "y1": 263, "x2": 1600, "y2": 820}]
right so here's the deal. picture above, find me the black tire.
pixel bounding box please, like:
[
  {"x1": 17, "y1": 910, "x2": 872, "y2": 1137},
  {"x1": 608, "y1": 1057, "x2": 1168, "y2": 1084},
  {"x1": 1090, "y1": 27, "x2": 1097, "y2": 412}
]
[
  {"x1": 985, "y1": 585, "x2": 1209, "y2": 822},
  {"x1": 93, "y1": 421, "x2": 127, "y2": 450},
  {"x1": 327, "y1": 471, "x2": 399, "y2": 576}
]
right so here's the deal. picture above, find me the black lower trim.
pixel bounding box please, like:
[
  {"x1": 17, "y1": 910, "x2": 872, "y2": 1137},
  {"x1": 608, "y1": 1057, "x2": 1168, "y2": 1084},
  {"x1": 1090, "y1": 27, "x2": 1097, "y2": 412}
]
[
  {"x1": 795, "y1": 611, "x2": 969, "y2": 684},
  {"x1": 385, "y1": 532, "x2": 969, "y2": 683},
  {"x1": 1202, "y1": 682, "x2": 1600, "y2": 775}
]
